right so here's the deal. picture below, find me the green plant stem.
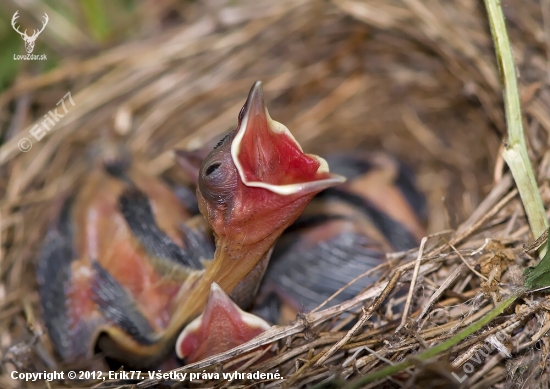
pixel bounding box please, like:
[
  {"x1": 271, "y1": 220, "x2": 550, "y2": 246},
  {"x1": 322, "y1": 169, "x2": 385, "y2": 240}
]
[
  {"x1": 322, "y1": 3, "x2": 541, "y2": 388},
  {"x1": 343, "y1": 292, "x2": 520, "y2": 388},
  {"x1": 484, "y1": 0, "x2": 548, "y2": 254}
]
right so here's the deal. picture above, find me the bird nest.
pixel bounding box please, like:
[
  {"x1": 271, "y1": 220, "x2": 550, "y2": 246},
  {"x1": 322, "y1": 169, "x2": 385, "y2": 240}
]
[{"x1": 1, "y1": 0, "x2": 549, "y2": 388}]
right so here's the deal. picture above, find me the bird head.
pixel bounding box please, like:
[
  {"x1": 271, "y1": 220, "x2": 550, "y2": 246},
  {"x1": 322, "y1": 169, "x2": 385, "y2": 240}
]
[
  {"x1": 197, "y1": 81, "x2": 345, "y2": 254},
  {"x1": 170, "y1": 81, "x2": 345, "y2": 355}
]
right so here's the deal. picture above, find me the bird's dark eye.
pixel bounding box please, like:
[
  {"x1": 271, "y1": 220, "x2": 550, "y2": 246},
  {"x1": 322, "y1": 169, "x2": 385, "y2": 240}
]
[
  {"x1": 198, "y1": 150, "x2": 237, "y2": 205},
  {"x1": 205, "y1": 163, "x2": 221, "y2": 176}
]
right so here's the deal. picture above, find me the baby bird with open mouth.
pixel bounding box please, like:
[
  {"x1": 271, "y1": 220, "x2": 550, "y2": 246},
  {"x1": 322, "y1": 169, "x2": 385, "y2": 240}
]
[{"x1": 37, "y1": 81, "x2": 344, "y2": 367}]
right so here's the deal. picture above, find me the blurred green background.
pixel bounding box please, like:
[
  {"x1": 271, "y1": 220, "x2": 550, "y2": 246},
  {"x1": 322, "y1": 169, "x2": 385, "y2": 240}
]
[{"x1": 0, "y1": 1, "x2": 159, "y2": 91}]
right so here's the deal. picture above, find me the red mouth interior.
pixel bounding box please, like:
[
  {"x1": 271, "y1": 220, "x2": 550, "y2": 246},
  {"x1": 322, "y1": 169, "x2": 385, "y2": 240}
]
[
  {"x1": 178, "y1": 285, "x2": 266, "y2": 362},
  {"x1": 237, "y1": 111, "x2": 330, "y2": 186}
]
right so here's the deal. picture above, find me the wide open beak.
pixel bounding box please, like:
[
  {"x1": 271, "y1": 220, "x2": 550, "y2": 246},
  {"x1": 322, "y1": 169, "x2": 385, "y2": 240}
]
[
  {"x1": 232, "y1": 81, "x2": 345, "y2": 196},
  {"x1": 176, "y1": 282, "x2": 270, "y2": 363}
]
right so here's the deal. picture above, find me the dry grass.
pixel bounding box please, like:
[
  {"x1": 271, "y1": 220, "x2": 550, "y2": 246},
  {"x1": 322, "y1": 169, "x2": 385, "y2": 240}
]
[{"x1": 1, "y1": 0, "x2": 550, "y2": 388}]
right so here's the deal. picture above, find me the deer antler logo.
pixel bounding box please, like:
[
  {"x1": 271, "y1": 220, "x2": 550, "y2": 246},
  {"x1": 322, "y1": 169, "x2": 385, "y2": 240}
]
[{"x1": 11, "y1": 11, "x2": 49, "y2": 54}]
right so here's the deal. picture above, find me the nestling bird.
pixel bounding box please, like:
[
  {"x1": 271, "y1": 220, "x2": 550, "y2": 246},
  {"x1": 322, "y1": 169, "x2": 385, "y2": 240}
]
[
  {"x1": 37, "y1": 81, "x2": 344, "y2": 367},
  {"x1": 176, "y1": 282, "x2": 270, "y2": 364},
  {"x1": 254, "y1": 151, "x2": 427, "y2": 324},
  {"x1": 36, "y1": 143, "x2": 213, "y2": 365}
]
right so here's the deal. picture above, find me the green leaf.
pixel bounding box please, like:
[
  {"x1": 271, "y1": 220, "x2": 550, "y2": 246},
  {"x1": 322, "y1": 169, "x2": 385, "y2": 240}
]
[{"x1": 524, "y1": 228, "x2": 550, "y2": 290}]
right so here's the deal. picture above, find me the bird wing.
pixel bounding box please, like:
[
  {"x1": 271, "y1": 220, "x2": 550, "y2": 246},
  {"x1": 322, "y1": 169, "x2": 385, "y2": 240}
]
[{"x1": 258, "y1": 231, "x2": 385, "y2": 322}]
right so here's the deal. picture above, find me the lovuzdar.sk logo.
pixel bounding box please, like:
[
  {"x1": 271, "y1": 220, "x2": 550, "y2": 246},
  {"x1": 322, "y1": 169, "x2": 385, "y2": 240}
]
[{"x1": 11, "y1": 10, "x2": 48, "y2": 60}]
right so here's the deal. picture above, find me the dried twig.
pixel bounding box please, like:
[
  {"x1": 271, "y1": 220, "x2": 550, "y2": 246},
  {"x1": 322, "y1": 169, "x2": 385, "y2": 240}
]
[{"x1": 395, "y1": 236, "x2": 427, "y2": 333}]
